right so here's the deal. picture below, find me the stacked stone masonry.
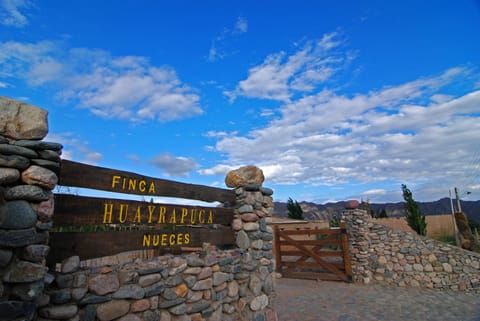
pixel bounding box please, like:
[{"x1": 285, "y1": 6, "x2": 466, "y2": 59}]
[
  {"x1": 0, "y1": 97, "x2": 63, "y2": 320},
  {"x1": 40, "y1": 185, "x2": 276, "y2": 321},
  {"x1": 343, "y1": 209, "x2": 480, "y2": 292}
]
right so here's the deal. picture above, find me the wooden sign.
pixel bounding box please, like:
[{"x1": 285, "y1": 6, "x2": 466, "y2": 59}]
[
  {"x1": 50, "y1": 159, "x2": 238, "y2": 264},
  {"x1": 58, "y1": 160, "x2": 236, "y2": 204},
  {"x1": 54, "y1": 194, "x2": 235, "y2": 226},
  {"x1": 48, "y1": 227, "x2": 235, "y2": 264}
]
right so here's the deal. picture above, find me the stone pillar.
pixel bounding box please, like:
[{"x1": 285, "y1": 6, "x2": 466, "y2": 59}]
[
  {"x1": 225, "y1": 166, "x2": 277, "y2": 321},
  {"x1": 0, "y1": 97, "x2": 62, "y2": 320},
  {"x1": 342, "y1": 207, "x2": 374, "y2": 284}
]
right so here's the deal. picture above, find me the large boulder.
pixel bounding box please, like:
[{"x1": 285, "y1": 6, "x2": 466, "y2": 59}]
[
  {"x1": 0, "y1": 97, "x2": 48, "y2": 140},
  {"x1": 225, "y1": 166, "x2": 264, "y2": 188}
]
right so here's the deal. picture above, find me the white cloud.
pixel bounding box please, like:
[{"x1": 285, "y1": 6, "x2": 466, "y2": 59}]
[
  {"x1": 207, "y1": 16, "x2": 248, "y2": 62},
  {"x1": 150, "y1": 152, "x2": 198, "y2": 177},
  {"x1": 207, "y1": 67, "x2": 480, "y2": 201},
  {"x1": 234, "y1": 16, "x2": 248, "y2": 33},
  {"x1": 0, "y1": 40, "x2": 203, "y2": 122},
  {"x1": 45, "y1": 132, "x2": 103, "y2": 165},
  {"x1": 225, "y1": 32, "x2": 351, "y2": 102},
  {"x1": 0, "y1": 0, "x2": 30, "y2": 27}
]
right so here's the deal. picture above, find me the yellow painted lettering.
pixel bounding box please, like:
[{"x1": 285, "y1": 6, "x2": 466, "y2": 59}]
[
  {"x1": 111, "y1": 175, "x2": 121, "y2": 189},
  {"x1": 177, "y1": 233, "x2": 183, "y2": 245},
  {"x1": 184, "y1": 233, "x2": 190, "y2": 244},
  {"x1": 199, "y1": 210, "x2": 205, "y2": 224},
  {"x1": 208, "y1": 210, "x2": 213, "y2": 224},
  {"x1": 143, "y1": 234, "x2": 151, "y2": 247},
  {"x1": 119, "y1": 204, "x2": 129, "y2": 223},
  {"x1": 128, "y1": 179, "x2": 136, "y2": 191},
  {"x1": 169, "y1": 209, "x2": 177, "y2": 224},
  {"x1": 158, "y1": 207, "x2": 166, "y2": 223},
  {"x1": 122, "y1": 177, "x2": 126, "y2": 190},
  {"x1": 190, "y1": 208, "x2": 196, "y2": 224},
  {"x1": 139, "y1": 180, "x2": 146, "y2": 192},
  {"x1": 161, "y1": 234, "x2": 167, "y2": 246},
  {"x1": 103, "y1": 203, "x2": 113, "y2": 224},
  {"x1": 181, "y1": 208, "x2": 188, "y2": 224},
  {"x1": 148, "y1": 205, "x2": 156, "y2": 223},
  {"x1": 148, "y1": 182, "x2": 155, "y2": 193},
  {"x1": 169, "y1": 234, "x2": 176, "y2": 245},
  {"x1": 133, "y1": 207, "x2": 141, "y2": 223}
]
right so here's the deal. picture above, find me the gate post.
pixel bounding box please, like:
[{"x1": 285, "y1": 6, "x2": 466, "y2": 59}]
[
  {"x1": 0, "y1": 98, "x2": 63, "y2": 320},
  {"x1": 342, "y1": 205, "x2": 373, "y2": 283},
  {"x1": 225, "y1": 166, "x2": 277, "y2": 321}
]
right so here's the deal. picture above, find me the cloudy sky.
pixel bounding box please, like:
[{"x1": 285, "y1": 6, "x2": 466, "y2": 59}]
[{"x1": 1, "y1": 0, "x2": 479, "y2": 204}]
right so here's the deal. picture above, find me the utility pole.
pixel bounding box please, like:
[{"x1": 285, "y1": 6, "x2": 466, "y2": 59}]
[
  {"x1": 455, "y1": 187, "x2": 462, "y2": 213},
  {"x1": 449, "y1": 189, "x2": 455, "y2": 214},
  {"x1": 451, "y1": 188, "x2": 461, "y2": 247}
]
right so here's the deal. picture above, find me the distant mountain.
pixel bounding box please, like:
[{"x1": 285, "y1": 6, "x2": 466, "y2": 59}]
[{"x1": 274, "y1": 198, "x2": 480, "y2": 223}]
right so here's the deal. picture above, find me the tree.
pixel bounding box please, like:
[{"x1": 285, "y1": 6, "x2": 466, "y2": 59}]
[
  {"x1": 287, "y1": 197, "x2": 304, "y2": 220},
  {"x1": 379, "y1": 209, "x2": 388, "y2": 218},
  {"x1": 401, "y1": 184, "x2": 427, "y2": 236}
]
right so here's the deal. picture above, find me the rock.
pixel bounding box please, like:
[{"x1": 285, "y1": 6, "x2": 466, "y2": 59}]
[
  {"x1": 0, "y1": 228, "x2": 48, "y2": 247},
  {"x1": 62, "y1": 256, "x2": 80, "y2": 273},
  {"x1": 5, "y1": 185, "x2": 51, "y2": 202},
  {"x1": 250, "y1": 294, "x2": 268, "y2": 311},
  {"x1": 236, "y1": 230, "x2": 250, "y2": 249},
  {"x1": 130, "y1": 299, "x2": 151, "y2": 313},
  {"x1": 119, "y1": 314, "x2": 143, "y2": 321},
  {"x1": 11, "y1": 280, "x2": 44, "y2": 301},
  {"x1": 31, "y1": 195, "x2": 55, "y2": 222},
  {"x1": 14, "y1": 140, "x2": 63, "y2": 151},
  {"x1": 345, "y1": 200, "x2": 360, "y2": 210},
  {"x1": 50, "y1": 289, "x2": 72, "y2": 304},
  {"x1": 0, "y1": 248, "x2": 13, "y2": 267},
  {"x1": 0, "y1": 167, "x2": 20, "y2": 184},
  {"x1": 3, "y1": 260, "x2": 47, "y2": 283},
  {"x1": 192, "y1": 278, "x2": 213, "y2": 291},
  {"x1": 0, "y1": 97, "x2": 48, "y2": 139},
  {"x1": 138, "y1": 273, "x2": 162, "y2": 287},
  {"x1": 30, "y1": 158, "x2": 60, "y2": 173},
  {"x1": 37, "y1": 149, "x2": 61, "y2": 161},
  {"x1": 0, "y1": 154, "x2": 30, "y2": 170},
  {"x1": 243, "y1": 222, "x2": 260, "y2": 231},
  {"x1": 0, "y1": 144, "x2": 38, "y2": 158},
  {"x1": 21, "y1": 244, "x2": 50, "y2": 262},
  {"x1": 21, "y1": 165, "x2": 58, "y2": 189},
  {"x1": 0, "y1": 200, "x2": 37, "y2": 229},
  {"x1": 225, "y1": 166, "x2": 264, "y2": 188},
  {"x1": 112, "y1": 284, "x2": 145, "y2": 299},
  {"x1": 96, "y1": 300, "x2": 130, "y2": 321},
  {"x1": 0, "y1": 301, "x2": 36, "y2": 320},
  {"x1": 89, "y1": 274, "x2": 120, "y2": 295},
  {"x1": 213, "y1": 272, "x2": 230, "y2": 286}
]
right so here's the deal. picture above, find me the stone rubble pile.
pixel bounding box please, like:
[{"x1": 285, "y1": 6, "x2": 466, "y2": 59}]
[
  {"x1": 0, "y1": 97, "x2": 63, "y2": 320},
  {"x1": 343, "y1": 208, "x2": 480, "y2": 292}
]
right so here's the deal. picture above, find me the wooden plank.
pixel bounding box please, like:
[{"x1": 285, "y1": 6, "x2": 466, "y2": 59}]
[
  {"x1": 54, "y1": 194, "x2": 234, "y2": 226},
  {"x1": 277, "y1": 229, "x2": 341, "y2": 236},
  {"x1": 281, "y1": 270, "x2": 342, "y2": 281},
  {"x1": 58, "y1": 160, "x2": 236, "y2": 204},
  {"x1": 280, "y1": 250, "x2": 343, "y2": 257},
  {"x1": 47, "y1": 227, "x2": 235, "y2": 265},
  {"x1": 282, "y1": 261, "x2": 345, "y2": 269},
  {"x1": 340, "y1": 222, "x2": 353, "y2": 281},
  {"x1": 274, "y1": 225, "x2": 282, "y2": 273},
  {"x1": 278, "y1": 239, "x2": 342, "y2": 247}
]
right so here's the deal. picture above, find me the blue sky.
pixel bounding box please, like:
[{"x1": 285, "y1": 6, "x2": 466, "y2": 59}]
[{"x1": 1, "y1": 0, "x2": 480, "y2": 204}]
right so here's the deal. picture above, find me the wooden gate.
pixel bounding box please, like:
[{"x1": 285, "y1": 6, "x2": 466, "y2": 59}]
[{"x1": 273, "y1": 222, "x2": 352, "y2": 282}]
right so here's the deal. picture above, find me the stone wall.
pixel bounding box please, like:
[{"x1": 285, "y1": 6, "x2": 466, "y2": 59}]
[
  {"x1": 343, "y1": 208, "x2": 480, "y2": 292},
  {"x1": 40, "y1": 183, "x2": 276, "y2": 321},
  {"x1": 0, "y1": 97, "x2": 62, "y2": 320},
  {"x1": 0, "y1": 97, "x2": 277, "y2": 321}
]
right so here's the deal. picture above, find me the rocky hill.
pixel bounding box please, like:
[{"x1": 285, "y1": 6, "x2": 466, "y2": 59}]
[{"x1": 274, "y1": 198, "x2": 480, "y2": 223}]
